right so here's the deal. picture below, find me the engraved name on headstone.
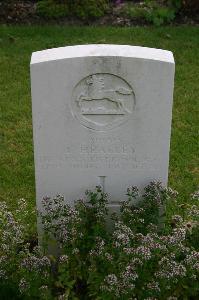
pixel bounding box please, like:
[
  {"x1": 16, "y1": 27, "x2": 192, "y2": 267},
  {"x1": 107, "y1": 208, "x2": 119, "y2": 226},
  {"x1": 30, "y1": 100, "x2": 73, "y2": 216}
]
[{"x1": 31, "y1": 44, "x2": 175, "y2": 211}]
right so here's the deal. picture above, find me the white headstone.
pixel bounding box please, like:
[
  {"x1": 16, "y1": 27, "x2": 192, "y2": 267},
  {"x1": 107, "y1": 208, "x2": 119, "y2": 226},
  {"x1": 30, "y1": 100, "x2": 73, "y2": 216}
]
[{"x1": 31, "y1": 44, "x2": 175, "y2": 210}]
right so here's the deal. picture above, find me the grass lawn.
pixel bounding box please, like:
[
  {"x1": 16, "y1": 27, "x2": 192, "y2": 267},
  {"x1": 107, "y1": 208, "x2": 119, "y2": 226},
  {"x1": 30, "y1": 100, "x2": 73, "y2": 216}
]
[{"x1": 0, "y1": 25, "x2": 198, "y2": 218}]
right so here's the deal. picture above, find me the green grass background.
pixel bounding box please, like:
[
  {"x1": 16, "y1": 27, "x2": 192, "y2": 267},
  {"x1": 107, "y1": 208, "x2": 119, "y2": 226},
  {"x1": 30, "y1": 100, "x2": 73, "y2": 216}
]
[{"x1": 0, "y1": 25, "x2": 198, "y2": 215}]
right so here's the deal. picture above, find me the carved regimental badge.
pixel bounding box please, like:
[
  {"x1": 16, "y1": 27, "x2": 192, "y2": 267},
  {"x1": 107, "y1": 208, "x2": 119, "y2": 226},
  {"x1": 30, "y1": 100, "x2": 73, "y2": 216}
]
[{"x1": 71, "y1": 73, "x2": 135, "y2": 131}]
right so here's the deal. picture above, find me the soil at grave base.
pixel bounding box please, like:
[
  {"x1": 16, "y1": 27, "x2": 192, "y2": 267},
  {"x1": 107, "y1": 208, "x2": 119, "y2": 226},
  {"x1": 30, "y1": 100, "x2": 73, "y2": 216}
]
[{"x1": 0, "y1": 0, "x2": 199, "y2": 26}]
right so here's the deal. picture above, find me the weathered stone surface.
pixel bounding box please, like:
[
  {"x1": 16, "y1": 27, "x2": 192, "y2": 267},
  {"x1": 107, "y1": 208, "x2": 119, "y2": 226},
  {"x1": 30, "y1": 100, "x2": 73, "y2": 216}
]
[{"x1": 31, "y1": 44, "x2": 175, "y2": 210}]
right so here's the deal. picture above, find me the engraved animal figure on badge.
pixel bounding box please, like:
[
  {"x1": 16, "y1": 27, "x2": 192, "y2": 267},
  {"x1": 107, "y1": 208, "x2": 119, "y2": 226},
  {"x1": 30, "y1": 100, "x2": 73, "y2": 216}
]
[
  {"x1": 76, "y1": 75, "x2": 133, "y2": 114},
  {"x1": 72, "y1": 73, "x2": 135, "y2": 130}
]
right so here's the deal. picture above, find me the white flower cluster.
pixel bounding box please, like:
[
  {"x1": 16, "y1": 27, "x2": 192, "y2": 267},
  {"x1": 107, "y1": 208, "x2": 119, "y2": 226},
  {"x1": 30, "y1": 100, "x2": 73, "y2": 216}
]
[
  {"x1": 191, "y1": 190, "x2": 199, "y2": 200},
  {"x1": 19, "y1": 278, "x2": 29, "y2": 294},
  {"x1": 21, "y1": 255, "x2": 51, "y2": 273},
  {"x1": 188, "y1": 204, "x2": 199, "y2": 218},
  {"x1": 146, "y1": 281, "x2": 160, "y2": 292},
  {"x1": 59, "y1": 255, "x2": 69, "y2": 264},
  {"x1": 102, "y1": 266, "x2": 138, "y2": 298},
  {"x1": 113, "y1": 221, "x2": 134, "y2": 248},
  {"x1": 135, "y1": 246, "x2": 152, "y2": 260},
  {"x1": 185, "y1": 251, "x2": 199, "y2": 271},
  {"x1": 89, "y1": 237, "x2": 105, "y2": 257},
  {"x1": 163, "y1": 227, "x2": 186, "y2": 246},
  {"x1": 0, "y1": 202, "x2": 24, "y2": 250},
  {"x1": 155, "y1": 257, "x2": 186, "y2": 279},
  {"x1": 41, "y1": 195, "x2": 82, "y2": 246}
]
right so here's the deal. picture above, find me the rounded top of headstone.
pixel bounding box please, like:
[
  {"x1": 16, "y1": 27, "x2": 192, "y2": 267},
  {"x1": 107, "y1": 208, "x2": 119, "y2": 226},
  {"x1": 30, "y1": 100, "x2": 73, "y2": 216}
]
[{"x1": 31, "y1": 44, "x2": 174, "y2": 65}]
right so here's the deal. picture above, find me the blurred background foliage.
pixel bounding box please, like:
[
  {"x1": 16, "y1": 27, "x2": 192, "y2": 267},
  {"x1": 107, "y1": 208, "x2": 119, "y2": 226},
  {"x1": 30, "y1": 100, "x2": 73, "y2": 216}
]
[{"x1": 0, "y1": 0, "x2": 198, "y2": 25}]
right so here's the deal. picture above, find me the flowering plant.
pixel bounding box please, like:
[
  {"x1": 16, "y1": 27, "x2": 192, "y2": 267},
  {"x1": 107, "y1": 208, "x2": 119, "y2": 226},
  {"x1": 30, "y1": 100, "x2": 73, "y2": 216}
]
[{"x1": 0, "y1": 182, "x2": 198, "y2": 299}]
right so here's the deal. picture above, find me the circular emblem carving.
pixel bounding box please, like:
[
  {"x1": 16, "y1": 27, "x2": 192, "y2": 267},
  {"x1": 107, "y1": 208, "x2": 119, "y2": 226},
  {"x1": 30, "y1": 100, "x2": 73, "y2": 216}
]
[{"x1": 71, "y1": 73, "x2": 135, "y2": 131}]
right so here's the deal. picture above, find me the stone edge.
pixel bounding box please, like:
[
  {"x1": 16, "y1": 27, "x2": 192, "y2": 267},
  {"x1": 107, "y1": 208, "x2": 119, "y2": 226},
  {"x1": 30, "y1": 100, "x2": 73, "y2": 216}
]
[{"x1": 30, "y1": 44, "x2": 175, "y2": 65}]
